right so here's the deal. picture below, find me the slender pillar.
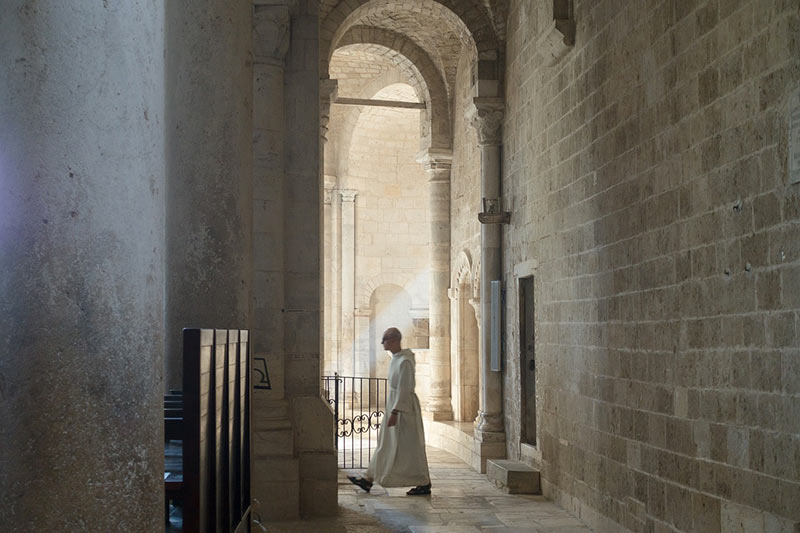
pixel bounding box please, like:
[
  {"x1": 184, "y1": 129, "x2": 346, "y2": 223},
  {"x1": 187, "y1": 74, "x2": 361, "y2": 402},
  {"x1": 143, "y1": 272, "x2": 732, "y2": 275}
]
[
  {"x1": 165, "y1": 1, "x2": 253, "y2": 389},
  {"x1": 418, "y1": 149, "x2": 454, "y2": 420},
  {"x1": 467, "y1": 98, "x2": 505, "y2": 435},
  {"x1": 0, "y1": 2, "x2": 165, "y2": 528},
  {"x1": 320, "y1": 80, "x2": 338, "y2": 375},
  {"x1": 340, "y1": 189, "x2": 358, "y2": 376},
  {"x1": 323, "y1": 186, "x2": 334, "y2": 374},
  {"x1": 329, "y1": 179, "x2": 342, "y2": 374}
]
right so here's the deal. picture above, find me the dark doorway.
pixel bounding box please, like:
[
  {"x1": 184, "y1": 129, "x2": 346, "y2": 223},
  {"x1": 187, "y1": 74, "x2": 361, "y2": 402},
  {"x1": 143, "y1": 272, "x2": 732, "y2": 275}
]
[{"x1": 519, "y1": 276, "x2": 536, "y2": 446}]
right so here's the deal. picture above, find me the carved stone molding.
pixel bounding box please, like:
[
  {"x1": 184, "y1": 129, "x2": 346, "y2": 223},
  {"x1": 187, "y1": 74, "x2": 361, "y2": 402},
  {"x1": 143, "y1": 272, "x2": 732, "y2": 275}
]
[
  {"x1": 253, "y1": 4, "x2": 290, "y2": 66},
  {"x1": 340, "y1": 189, "x2": 358, "y2": 203},
  {"x1": 465, "y1": 98, "x2": 504, "y2": 146},
  {"x1": 320, "y1": 78, "x2": 339, "y2": 141},
  {"x1": 416, "y1": 148, "x2": 453, "y2": 176}
]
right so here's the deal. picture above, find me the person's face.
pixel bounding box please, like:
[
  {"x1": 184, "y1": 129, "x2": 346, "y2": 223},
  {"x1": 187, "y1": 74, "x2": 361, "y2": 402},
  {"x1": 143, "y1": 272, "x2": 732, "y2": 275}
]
[{"x1": 380, "y1": 332, "x2": 400, "y2": 353}]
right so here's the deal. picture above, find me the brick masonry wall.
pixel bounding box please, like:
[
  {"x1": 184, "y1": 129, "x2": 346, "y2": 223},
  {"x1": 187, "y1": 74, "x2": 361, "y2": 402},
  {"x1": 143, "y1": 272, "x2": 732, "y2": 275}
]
[{"x1": 501, "y1": 1, "x2": 800, "y2": 531}]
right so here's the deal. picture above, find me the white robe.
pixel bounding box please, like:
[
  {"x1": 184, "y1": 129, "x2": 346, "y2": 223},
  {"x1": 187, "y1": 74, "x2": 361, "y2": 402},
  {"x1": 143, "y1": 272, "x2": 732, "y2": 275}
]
[{"x1": 366, "y1": 348, "x2": 431, "y2": 487}]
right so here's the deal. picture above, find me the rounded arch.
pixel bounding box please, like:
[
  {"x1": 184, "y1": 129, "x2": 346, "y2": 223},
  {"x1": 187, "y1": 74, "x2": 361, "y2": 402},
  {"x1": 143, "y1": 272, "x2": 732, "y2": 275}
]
[
  {"x1": 357, "y1": 272, "x2": 427, "y2": 311},
  {"x1": 321, "y1": 0, "x2": 501, "y2": 96},
  {"x1": 335, "y1": 27, "x2": 451, "y2": 149},
  {"x1": 451, "y1": 250, "x2": 473, "y2": 292},
  {"x1": 333, "y1": 79, "x2": 421, "y2": 184}
]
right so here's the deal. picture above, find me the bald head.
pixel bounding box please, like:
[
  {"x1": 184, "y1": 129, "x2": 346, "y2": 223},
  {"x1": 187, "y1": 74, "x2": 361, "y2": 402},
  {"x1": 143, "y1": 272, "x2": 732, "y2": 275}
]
[{"x1": 381, "y1": 327, "x2": 402, "y2": 353}]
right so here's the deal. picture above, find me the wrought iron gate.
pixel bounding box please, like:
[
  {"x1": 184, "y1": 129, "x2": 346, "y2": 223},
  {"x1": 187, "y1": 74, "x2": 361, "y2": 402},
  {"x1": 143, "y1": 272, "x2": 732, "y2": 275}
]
[{"x1": 322, "y1": 374, "x2": 387, "y2": 468}]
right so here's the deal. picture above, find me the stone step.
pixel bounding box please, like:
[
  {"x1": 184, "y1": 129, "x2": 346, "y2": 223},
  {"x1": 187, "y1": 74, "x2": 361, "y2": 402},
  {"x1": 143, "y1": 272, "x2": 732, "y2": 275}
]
[{"x1": 486, "y1": 459, "x2": 541, "y2": 494}]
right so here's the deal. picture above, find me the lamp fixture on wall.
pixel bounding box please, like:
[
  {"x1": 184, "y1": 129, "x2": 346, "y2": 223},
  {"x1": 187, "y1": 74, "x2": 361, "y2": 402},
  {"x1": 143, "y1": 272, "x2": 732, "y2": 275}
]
[{"x1": 478, "y1": 197, "x2": 511, "y2": 224}]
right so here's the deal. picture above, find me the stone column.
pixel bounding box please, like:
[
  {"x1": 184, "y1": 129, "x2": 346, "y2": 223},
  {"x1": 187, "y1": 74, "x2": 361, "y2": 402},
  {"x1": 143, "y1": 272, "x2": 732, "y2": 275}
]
[
  {"x1": 320, "y1": 79, "x2": 338, "y2": 376},
  {"x1": 0, "y1": 2, "x2": 164, "y2": 529},
  {"x1": 165, "y1": 1, "x2": 253, "y2": 389},
  {"x1": 251, "y1": 2, "x2": 289, "y2": 364},
  {"x1": 418, "y1": 149, "x2": 454, "y2": 420},
  {"x1": 328, "y1": 178, "x2": 342, "y2": 374},
  {"x1": 340, "y1": 189, "x2": 358, "y2": 376},
  {"x1": 467, "y1": 98, "x2": 505, "y2": 436},
  {"x1": 323, "y1": 186, "x2": 334, "y2": 374}
]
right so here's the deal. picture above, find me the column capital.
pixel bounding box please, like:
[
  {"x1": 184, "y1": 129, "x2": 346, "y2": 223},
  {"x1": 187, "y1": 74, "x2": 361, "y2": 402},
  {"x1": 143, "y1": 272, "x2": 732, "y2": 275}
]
[
  {"x1": 340, "y1": 189, "x2": 358, "y2": 202},
  {"x1": 323, "y1": 188, "x2": 333, "y2": 205},
  {"x1": 320, "y1": 78, "x2": 339, "y2": 141},
  {"x1": 466, "y1": 97, "x2": 504, "y2": 146},
  {"x1": 416, "y1": 148, "x2": 453, "y2": 171},
  {"x1": 253, "y1": 4, "x2": 291, "y2": 66}
]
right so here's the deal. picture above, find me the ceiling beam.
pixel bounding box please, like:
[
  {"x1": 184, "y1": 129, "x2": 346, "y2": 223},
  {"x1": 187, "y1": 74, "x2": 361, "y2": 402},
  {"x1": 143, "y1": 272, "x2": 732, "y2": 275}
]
[{"x1": 333, "y1": 97, "x2": 426, "y2": 110}]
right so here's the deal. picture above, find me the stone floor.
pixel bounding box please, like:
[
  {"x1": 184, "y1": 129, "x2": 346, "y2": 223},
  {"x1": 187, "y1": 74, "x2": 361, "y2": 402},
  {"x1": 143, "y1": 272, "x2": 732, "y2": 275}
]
[{"x1": 259, "y1": 447, "x2": 593, "y2": 532}]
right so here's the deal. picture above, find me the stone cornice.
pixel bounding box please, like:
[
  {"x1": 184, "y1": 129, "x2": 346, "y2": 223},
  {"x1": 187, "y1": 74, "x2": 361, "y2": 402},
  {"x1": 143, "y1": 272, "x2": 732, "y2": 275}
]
[{"x1": 416, "y1": 148, "x2": 453, "y2": 174}]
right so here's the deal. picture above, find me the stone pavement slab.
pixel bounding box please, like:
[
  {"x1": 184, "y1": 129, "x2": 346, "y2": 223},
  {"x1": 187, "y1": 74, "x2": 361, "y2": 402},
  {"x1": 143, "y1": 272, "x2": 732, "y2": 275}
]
[{"x1": 262, "y1": 447, "x2": 593, "y2": 532}]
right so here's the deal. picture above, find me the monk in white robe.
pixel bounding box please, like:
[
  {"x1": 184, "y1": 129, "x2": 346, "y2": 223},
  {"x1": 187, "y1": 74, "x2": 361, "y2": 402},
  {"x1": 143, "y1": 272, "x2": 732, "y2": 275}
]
[{"x1": 348, "y1": 327, "x2": 432, "y2": 495}]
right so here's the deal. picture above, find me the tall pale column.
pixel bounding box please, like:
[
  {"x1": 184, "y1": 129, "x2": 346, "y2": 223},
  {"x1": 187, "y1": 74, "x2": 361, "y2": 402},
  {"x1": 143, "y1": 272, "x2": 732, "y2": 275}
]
[
  {"x1": 418, "y1": 149, "x2": 454, "y2": 420},
  {"x1": 320, "y1": 80, "x2": 337, "y2": 375},
  {"x1": 0, "y1": 2, "x2": 165, "y2": 528},
  {"x1": 329, "y1": 180, "x2": 342, "y2": 373},
  {"x1": 467, "y1": 98, "x2": 505, "y2": 435},
  {"x1": 323, "y1": 186, "x2": 334, "y2": 374},
  {"x1": 340, "y1": 189, "x2": 358, "y2": 376},
  {"x1": 165, "y1": 1, "x2": 253, "y2": 389}
]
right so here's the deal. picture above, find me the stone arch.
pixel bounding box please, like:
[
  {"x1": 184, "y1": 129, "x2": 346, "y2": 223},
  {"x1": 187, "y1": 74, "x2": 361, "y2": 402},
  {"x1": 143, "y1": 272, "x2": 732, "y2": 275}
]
[
  {"x1": 357, "y1": 272, "x2": 426, "y2": 311},
  {"x1": 321, "y1": 0, "x2": 501, "y2": 97},
  {"x1": 367, "y1": 283, "x2": 415, "y2": 379},
  {"x1": 451, "y1": 250, "x2": 473, "y2": 291},
  {"x1": 335, "y1": 27, "x2": 451, "y2": 150},
  {"x1": 334, "y1": 79, "x2": 421, "y2": 185},
  {"x1": 449, "y1": 250, "x2": 479, "y2": 422}
]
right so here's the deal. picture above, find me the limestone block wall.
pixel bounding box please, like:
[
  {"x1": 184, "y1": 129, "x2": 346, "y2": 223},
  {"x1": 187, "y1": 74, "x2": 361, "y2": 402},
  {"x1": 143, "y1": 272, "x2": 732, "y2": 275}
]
[
  {"x1": 451, "y1": 46, "x2": 483, "y2": 273},
  {"x1": 501, "y1": 1, "x2": 800, "y2": 531}
]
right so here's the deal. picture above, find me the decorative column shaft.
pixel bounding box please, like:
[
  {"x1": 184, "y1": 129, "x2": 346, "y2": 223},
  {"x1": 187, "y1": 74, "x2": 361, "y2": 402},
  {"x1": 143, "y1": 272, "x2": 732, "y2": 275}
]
[
  {"x1": 0, "y1": 2, "x2": 165, "y2": 528},
  {"x1": 418, "y1": 149, "x2": 454, "y2": 420},
  {"x1": 467, "y1": 98, "x2": 505, "y2": 435},
  {"x1": 340, "y1": 189, "x2": 358, "y2": 376}
]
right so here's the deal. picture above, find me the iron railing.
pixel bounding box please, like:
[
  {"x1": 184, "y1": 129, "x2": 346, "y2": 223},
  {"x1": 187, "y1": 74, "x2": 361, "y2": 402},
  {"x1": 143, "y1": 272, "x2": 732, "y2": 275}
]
[{"x1": 322, "y1": 373, "x2": 387, "y2": 468}]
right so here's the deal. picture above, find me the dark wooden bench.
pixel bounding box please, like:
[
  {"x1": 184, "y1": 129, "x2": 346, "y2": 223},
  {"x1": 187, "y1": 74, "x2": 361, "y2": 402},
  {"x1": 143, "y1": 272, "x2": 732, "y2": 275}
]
[{"x1": 164, "y1": 329, "x2": 251, "y2": 532}]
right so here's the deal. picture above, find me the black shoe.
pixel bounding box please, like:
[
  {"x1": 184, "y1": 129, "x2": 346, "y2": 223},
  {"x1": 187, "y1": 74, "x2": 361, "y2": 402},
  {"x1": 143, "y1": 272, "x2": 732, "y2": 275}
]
[
  {"x1": 406, "y1": 483, "x2": 431, "y2": 496},
  {"x1": 348, "y1": 476, "x2": 373, "y2": 493}
]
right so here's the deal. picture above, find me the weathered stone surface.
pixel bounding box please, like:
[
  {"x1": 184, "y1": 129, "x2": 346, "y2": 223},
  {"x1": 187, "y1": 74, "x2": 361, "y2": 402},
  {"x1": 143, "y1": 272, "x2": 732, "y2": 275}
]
[
  {"x1": 0, "y1": 1, "x2": 165, "y2": 529},
  {"x1": 486, "y1": 459, "x2": 541, "y2": 494}
]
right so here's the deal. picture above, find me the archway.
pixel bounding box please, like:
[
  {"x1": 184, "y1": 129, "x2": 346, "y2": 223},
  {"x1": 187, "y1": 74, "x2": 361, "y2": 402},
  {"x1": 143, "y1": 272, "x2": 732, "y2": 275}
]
[
  {"x1": 369, "y1": 284, "x2": 414, "y2": 380},
  {"x1": 451, "y1": 251, "x2": 479, "y2": 422}
]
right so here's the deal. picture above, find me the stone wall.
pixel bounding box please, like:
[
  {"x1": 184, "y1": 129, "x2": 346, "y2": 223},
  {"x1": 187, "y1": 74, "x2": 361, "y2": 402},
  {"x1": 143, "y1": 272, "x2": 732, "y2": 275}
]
[{"x1": 501, "y1": 1, "x2": 800, "y2": 531}]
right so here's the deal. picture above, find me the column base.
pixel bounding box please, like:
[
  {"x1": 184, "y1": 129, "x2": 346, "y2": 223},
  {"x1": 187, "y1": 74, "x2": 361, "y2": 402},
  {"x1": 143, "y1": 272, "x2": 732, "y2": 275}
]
[
  {"x1": 474, "y1": 410, "x2": 504, "y2": 433},
  {"x1": 425, "y1": 397, "x2": 453, "y2": 421}
]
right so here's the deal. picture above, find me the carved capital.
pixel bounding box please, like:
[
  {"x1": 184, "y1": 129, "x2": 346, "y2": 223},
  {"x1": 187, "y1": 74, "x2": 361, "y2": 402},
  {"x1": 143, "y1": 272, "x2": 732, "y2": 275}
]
[
  {"x1": 320, "y1": 78, "x2": 339, "y2": 140},
  {"x1": 340, "y1": 189, "x2": 358, "y2": 203},
  {"x1": 466, "y1": 98, "x2": 504, "y2": 146},
  {"x1": 324, "y1": 188, "x2": 333, "y2": 205},
  {"x1": 253, "y1": 5, "x2": 290, "y2": 65}
]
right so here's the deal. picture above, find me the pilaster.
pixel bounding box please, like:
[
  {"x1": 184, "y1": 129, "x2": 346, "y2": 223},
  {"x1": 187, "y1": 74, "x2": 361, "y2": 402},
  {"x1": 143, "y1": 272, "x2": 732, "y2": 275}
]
[{"x1": 466, "y1": 98, "x2": 506, "y2": 435}]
